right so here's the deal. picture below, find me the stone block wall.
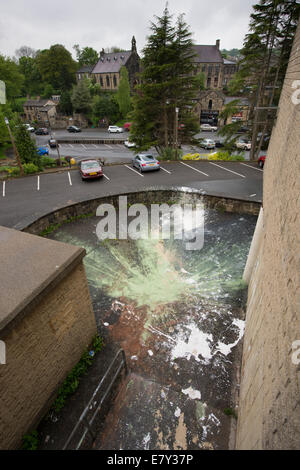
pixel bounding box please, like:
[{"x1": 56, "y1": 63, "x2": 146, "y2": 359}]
[{"x1": 236, "y1": 19, "x2": 300, "y2": 449}]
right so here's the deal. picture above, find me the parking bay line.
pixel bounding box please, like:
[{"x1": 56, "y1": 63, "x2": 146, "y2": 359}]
[
  {"x1": 160, "y1": 166, "x2": 172, "y2": 174},
  {"x1": 240, "y1": 163, "x2": 263, "y2": 172},
  {"x1": 2, "y1": 181, "x2": 5, "y2": 197},
  {"x1": 180, "y1": 161, "x2": 209, "y2": 177},
  {"x1": 68, "y1": 171, "x2": 73, "y2": 186},
  {"x1": 124, "y1": 165, "x2": 144, "y2": 177},
  {"x1": 209, "y1": 162, "x2": 246, "y2": 178},
  {"x1": 37, "y1": 175, "x2": 40, "y2": 191},
  {"x1": 103, "y1": 174, "x2": 110, "y2": 181}
]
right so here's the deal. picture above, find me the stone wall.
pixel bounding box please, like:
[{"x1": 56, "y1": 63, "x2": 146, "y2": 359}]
[
  {"x1": 0, "y1": 227, "x2": 97, "y2": 449},
  {"x1": 236, "y1": 19, "x2": 300, "y2": 450}
]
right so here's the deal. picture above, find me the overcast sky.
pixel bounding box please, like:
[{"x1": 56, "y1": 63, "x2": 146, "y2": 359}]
[{"x1": 0, "y1": 0, "x2": 255, "y2": 58}]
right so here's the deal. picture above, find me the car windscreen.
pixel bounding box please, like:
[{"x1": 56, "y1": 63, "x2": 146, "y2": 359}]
[
  {"x1": 81, "y1": 162, "x2": 99, "y2": 169},
  {"x1": 141, "y1": 156, "x2": 155, "y2": 161}
]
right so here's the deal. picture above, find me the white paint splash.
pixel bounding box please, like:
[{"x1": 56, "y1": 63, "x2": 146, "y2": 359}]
[
  {"x1": 171, "y1": 323, "x2": 213, "y2": 364},
  {"x1": 216, "y1": 319, "x2": 245, "y2": 356},
  {"x1": 148, "y1": 350, "x2": 154, "y2": 356},
  {"x1": 175, "y1": 407, "x2": 181, "y2": 418},
  {"x1": 142, "y1": 433, "x2": 151, "y2": 449},
  {"x1": 182, "y1": 387, "x2": 201, "y2": 400}
]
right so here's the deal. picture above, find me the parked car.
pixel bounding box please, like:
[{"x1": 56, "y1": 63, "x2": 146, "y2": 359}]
[
  {"x1": 35, "y1": 128, "x2": 49, "y2": 135},
  {"x1": 108, "y1": 125, "x2": 123, "y2": 133},
  {"x1": 79, "y1": 159, "x2": 103, "y2": 180},
  {"x1": 200, "y1": 138, "x2": 215, "y2": 149},
  {"x1": 25, "y1": 124, "x2": 35, "y2": 132},
  {"x1": 37, "y1": 146, "x2": 49, "y2": 156},
  {"x1": 237, "y1": 126, "x2": 250, "y2": 134},
  {"x1": 123, "y1": 122, "x2": 132, "y2": 132},
  {"x1": 124, "y1": 140, "x2": 136, "y2": 148},
  {"x1": 48, "y1": 137, "x2": 57, "y2": 148},
  {"x1": 215, "y1": 140, "x2": 225, "y2": 148},
  {"x1": 236, "y1": 138, "x2": 251, "y2": 150},
  {"x1": 67, "y1": 125, "x2": 81, "y2": 133},
  {"x1": 200, "y1": 123, "x2": 218, "y2": 132},
  {"x1": 132, "y1": 154, "x2": 160, "y2": 173},
  {"x1": 258, "y1": 155, "x2": 266, "y2": 168}
]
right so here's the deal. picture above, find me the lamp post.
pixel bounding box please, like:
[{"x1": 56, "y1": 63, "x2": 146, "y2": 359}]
[
  {"x1": 174, "y1": 107, "x2": 179, "y2": 160},
  {"x1": 4, "y1": 117, "x2": 24, "y2": 176}
]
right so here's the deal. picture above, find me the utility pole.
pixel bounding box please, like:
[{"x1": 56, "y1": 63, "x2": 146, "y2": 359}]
[
  {"x1": 4, "y1": 117, "x2": 24, "y2": 176},
  {"x1": 56, "y1": 143, "x2": 62, "y2": 167},
  {"x1": 174, "y1": 107, "x2": 179, "y2": 160}
]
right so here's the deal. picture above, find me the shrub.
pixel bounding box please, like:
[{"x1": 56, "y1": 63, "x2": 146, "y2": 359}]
[
  {"x1": 7, "y1": 166, "x2": 20, "y2": 177},
  {"x1": 23, "y1": 163, "x2": 39, "y2": 174},
  {"x1": 159, "y1": 147, "x2": 183, "y2": 161},
  {"x1": 40, "y1": 156, "x2": 57, "y2": 168}
]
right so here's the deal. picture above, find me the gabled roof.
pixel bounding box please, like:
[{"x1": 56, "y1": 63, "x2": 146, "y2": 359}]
[
  {"x1": 223, "y1": 59, "x2": 237, "y2": 65},
  {"x1": 24, "y1": 99, "x2": 55, "y2": 107},
  {"x1": 76, "y1": 65, "x2": 94, "y2": 74},
  {"x1": 92, "y1": 51, "x2": 132, "y2": 74},
  {"x1": 224, "y1": 96, "x2": 249, "y2": 106},
  {"x1": 193, "y1": 45, "x2": 223, "y2": 64}
]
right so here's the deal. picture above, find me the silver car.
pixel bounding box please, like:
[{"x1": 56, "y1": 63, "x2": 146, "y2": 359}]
[{"x1": 132, "y1": 154, "x2": 160, "y2": 172}]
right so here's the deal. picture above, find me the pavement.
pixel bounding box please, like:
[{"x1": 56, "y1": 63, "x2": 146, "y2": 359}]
[{"x1": 0, "y1": 161, "x2": 263, "y2": 230}]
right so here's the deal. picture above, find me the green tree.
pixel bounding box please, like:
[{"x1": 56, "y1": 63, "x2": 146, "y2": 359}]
[
  {"x1": 42, "y1": 83, "x2": 55, "y2": 99},
  {"x1": 130, "y1": 6, "x2": 202, "y2": 153},
  {"x1": 0, "y1": 55, "x2": 24, "y2": 100},
  {"x1": 92, "y1": 94, "x2": 120, "y2": 124},
  {"x1": 18, "y1": 55, "x2": 44, "y2": 96},
  {"x1": 71, "y1": 78, "x2": 92, "y2": 113},
  {"x1": 58, "y1": 90, "x2": 73, "y2": 115},
  {"x1": 116, "y1": 66, "x2": 131, "y2": 118},
  {"x1": 13, "y1": 120, "x2": 41, "y2": 168},
  {"x1": 36, "y1": 45, "x2": 77, "y2": 91},
  {"x1": 73, "y1": 45, "x2": 98, "y2": 67}
]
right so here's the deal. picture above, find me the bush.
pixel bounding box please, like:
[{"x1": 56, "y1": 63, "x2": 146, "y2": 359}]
[
  {"x1": 40, "y1": 156, "x2": 57, "y2": 168},
  {"x1": 7, "y1": 166, "x2": 20, "y2": 177},
  {"x1": 159, "y1": 147, "x2": 183, "y2": 161},
  {"x1": 23, "y1": 163, "x2": 39, "y2": 174}
]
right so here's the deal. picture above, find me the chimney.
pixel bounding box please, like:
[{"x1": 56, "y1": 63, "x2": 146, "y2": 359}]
[
  {"x1": 216, "y1": 39, "x2": 220, "y2": 49},
  {"x1": 100, "y1": 48, "x2": 105, "y2": 59}
]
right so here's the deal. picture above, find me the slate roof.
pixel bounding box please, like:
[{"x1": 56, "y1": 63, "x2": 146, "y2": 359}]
[
  {"x1": 92, "y1": 51, "x2": 132, "y2": 74},
  {"x1": 193, "y1": 45, "x2": 223, "y2": 64},
  {"x1": 24, "y1": 99, "x2": 51, "y2": 107},
  {"x1": 224, "y1": 96, "x2": 250, "y2": 106},
  {"x1": 223, "y1": 59, "x2": 238, "y2": 65},
  {"x1": 76, "y1": 65, "x2": 94, "y2": 74}
]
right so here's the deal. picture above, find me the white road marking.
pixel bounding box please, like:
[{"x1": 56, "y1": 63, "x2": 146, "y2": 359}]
[
  {"x1": 105, "y1": 144, "x2": 113, "y2": 149},
  {"x1": 124, "y1": 165, "x2": 144, "y2": 177},
  {"x1": 160, "y1": 166, "x2": 172, "y2": 174},
  {"x1": 93, "y1": 144, "x2": 98, "y2": 148},
  {"x1": 81, "y1": 144, "x2": 87, "y2": 149},
  {"x1": 68, "y1": 171, "x2": 72, "y2": 186},
  {"x1": 249, "y1": 194, "x2": 257, "y2": 198},
  {"x1": 37, "y1": 175, "x2": 40, "y2": 191},
  {"x1": 240, "y1": 162, "x2": 263, "y2": 172},
  {"x1": 69, "y1": 144, "x2": 74, "y2": 148},
  {"x1": 209, "y1": 162, "x2": 246, "y2": 178},
  {"x1": 103, "y1": 174, "x2": 110, "y2": 181},
  {"x1": 180, "y1": 161, "x2": 209, "y2": 177},
  {"x1": 2, "y1": 181, "x2": 5, "y2": 197}
]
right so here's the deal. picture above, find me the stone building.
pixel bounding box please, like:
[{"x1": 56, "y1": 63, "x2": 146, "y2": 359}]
[
  {"x1": 236, "y1": 17, "x2": 300, "y2": 450},
  {"x1": 23, "y1": 98, "x2": 57, "y2": 126},
  {"x1": 76, "y1": 36, "x2": 140, "y2": 93},
  {"x1": 192, "y1": 40, "x2": 239, "y2": 125}
]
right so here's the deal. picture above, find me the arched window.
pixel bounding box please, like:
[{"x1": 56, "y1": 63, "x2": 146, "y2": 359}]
[
  {"x1": 113, "y1": 75, "x2": 117, "y2": 88},
  {"x1": 106, "y1": 75, "x2": 110, "y2": 87},
  {"x1": 208, "y1": 99, "x2": 213, "y2": 110},
  {"x1": 100, "y1": 76, "x2": 103, "y2": 87}
]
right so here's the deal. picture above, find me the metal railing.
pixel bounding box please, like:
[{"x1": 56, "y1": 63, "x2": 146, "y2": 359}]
[{"x1": 63, "y1": 348, "x2": 128, "y2": 450}]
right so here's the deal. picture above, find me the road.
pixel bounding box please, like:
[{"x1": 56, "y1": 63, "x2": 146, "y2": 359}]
[
  {"x1": 0, "y1": 160, "x2": 263, "y2": 231},
  {"x1": 34, "y1": 129, "x2": 267, "y2": 164}
]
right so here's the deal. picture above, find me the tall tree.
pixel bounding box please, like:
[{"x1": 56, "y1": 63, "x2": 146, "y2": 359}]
[
  {"x1": 0, "y1": 55, "x2": 24, "y2": 100},
  {"x1": 229, "y1": 0, "x2": 300, "y2": 160},
  {"x1": 116, "y1": 66, "x2": 131, "y2": 118},
  {"x1": 130, "y1": 6, "x2": 202, "y2": 154},
  {"x1": 73, "y1": 45, "x2": 98, "y2": 67},
  {"x1": 15, "y1": 46, "x2": 36, "y2": 59},
  {"x1": 18, "y1": 56, "x2": 43, "y2": 96},
  {"x1": 13, "y1": 120, "x2": 41, "y2": 168},
  {"x1": 36, "y1": 45, "x2": 77, "y2": 91},
  {"x1": 71, "y1": 78, "x2": 92, "y2": 113}
]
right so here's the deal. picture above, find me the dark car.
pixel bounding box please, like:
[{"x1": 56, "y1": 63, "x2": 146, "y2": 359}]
[
  {"x1": 237, "y1": 126, "x2": 250, "y2": 134},
  {"x1": 35, "y1": 128, "x2": 49, "y2": 135},
  {"x1": 215, "y1": 140, "x2": 225, "y2": 148},
  {"x1": 48, "y1": 137, "x2": 57, "y2": 148},
  {"x1": 67, "y1": 126, "x2": 81, "y2": 133},
  {"x1": 80, "y1": 159, "x2": 103, "y2": 180}
]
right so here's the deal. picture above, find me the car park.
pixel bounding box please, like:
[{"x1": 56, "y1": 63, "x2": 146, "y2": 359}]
[
  {"x1": 80, "y1": 159, "x2": 103, "y2": 180},
  {"x1": 258, "y1": 155, "x2": 266, "y2": 168},
  {"x1": 37, "y1": 146, "x2": 49, "y2": 156},
  {"x1": 236, "y1": 138, "x2": 251, "y2": 150},
  {"x1": 132, "y1": 154, "x2": 160, "y2": 173},
  {"x1": 35, "y1": 128, "x2": 49, "y2": 135},
  {"x1": 67, "y1": 125, "x2": 81, "y2": 133},
  {"x1": 48, "y1": 137, "x2": 57, "y2": 148},
  {"x1": 200, "y1": 123, "x2": 218, "y2": 132},
  {"x1": 108, "y1": 125, "x2": 124, "y2": 133},
  {"x1": 200, "y1": 138, "x2": 215, "y2": 149}
]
